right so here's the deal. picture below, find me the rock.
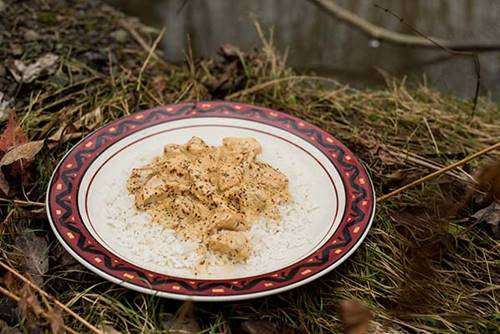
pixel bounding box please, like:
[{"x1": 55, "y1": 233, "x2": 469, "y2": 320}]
[
  {"x1": 0, "y1": 1, "x2": 5, "y2": 13},
  {"x1": 110, "y1": 29, "x2": 128, "y2": 43}
]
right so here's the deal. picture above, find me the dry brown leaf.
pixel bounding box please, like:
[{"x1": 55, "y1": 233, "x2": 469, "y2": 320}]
[
  {"x1": 48, "y1": 108, "x2": 103, "y2": 147},
  {"x1": 0, "y1": 112, "x2": 26, "y2": 152},
  {"x1": 14, "y1": 230, "x2": 49, "y2": 286},
  {"x1": 163, "y1": 301, "x2": 199, "y2": 334},
  {"x1": 75, "y1": 107, "x2": 103, "y2": 130},
  {"x1": 18, "y1": 283, "x2": 44, "y2": 318},
  {"x1": 0, "y1": 140, "x2": 43, "y2": 196},
  {"x1": 46, "y1": 309, "x2": 65, "y2": 334},
  {"x1": 472, "y1": 201, "x2": 500, "y2": 238},
  {"x1": 475, "y1": 159, "x2": 500, "y2": 205},
  {"x1": 48, "y1": 124, "x2": 82, "y2": 143},
  {"x1": 0, "y1": 141, "x2": 44, "y2": 166},
  {"x1": 339, "y1": 300, "x2": 372, "y2": 334},
  {"x1": 9, "y1": 53, "x2": 59, "y2": 83}
]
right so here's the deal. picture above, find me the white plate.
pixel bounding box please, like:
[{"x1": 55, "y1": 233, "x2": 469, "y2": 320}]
[{"x1": 47, "y1": 101, "x2": 375, "y2": 301}]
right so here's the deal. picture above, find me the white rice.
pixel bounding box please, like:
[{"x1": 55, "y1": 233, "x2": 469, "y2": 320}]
[{"x1": 103, "y1": 159, "x2": 317, "y2": 279}]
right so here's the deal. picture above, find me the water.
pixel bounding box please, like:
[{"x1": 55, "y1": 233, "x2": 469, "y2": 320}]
[{"x1": 108, "y1": 0, "x2": 500, "y2": 100}]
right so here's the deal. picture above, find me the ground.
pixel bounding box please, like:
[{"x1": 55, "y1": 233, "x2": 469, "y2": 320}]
[{"x1": 0, "y1": 0, "x2": 499, "y2": 333}]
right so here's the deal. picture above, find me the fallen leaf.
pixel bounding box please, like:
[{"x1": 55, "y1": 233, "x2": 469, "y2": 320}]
[
  {"x1": 46, "y1": 309, "x2": 64, "y2": 334},
  {"x1": 475, "y1": 159, "x2": 500, "y2": 205},
  {"x1": 14, "y1": 230, "x2": 49, "y2": 286},
  {"x1": 47, "y1": 123, "x2": 82, "y2": 143},
  {"x1": 471, "y1": 201, "x2": 500, "y2": 239},
  {"x1": 240, "y1": 320, "x2": 280, "y2": 334},
  {"x1": 0, "y1": 141, "x2": 44, "y2": 166},
  {"x1": 162, "y1": 301, "x2": 199, "y2": 334},
  {"x1": 0, "y1": 140, "x2": 44, "y2": 195},
  {"x1": 18, "y1": 283, "x2": 44, "y2": 318},
  {"x1": 74, "y1": 107, "x2": 103, "y2": 130},
  {"x1": 339, "y1": 300, "x2": 372, "y2": 334},
  {"x1": 9, "y1": 53, "x2": 59, "y2": 83},
  {"x1": 0, "y1": 112, "x2": 26, "y2": 152},
  {"x1": 452, "y1": 159, "x2": 500, "y2": 217}
]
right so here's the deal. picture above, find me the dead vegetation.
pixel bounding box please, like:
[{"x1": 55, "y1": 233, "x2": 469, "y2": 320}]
[{"x1": 0, "y1": 0, "x2": 499, "y2": 333}]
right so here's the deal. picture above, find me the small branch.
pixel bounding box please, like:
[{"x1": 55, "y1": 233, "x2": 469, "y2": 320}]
[
  {"x1": 377, "y1": 141, "x2": 500, "y2": 202},
  {"x1": 309, "y1": 0, "x2": 500, "y2": 52},
  {"x1": 119, "y1": 19, "x2": 176, "y2": 69},
  {"x1": 137, "y1": 27, "x2": 167, "y2": 91},
  {"x1": 0, "y1": 260, "x2": 101, "y2": 334},
  {"x1": 309, "y1": 0, "x2": 481, "y2": 115},
  {"x1": 226, "y1": 75, "x2": 341, "y2": 100},
  {"x1": 0, "y1": 198, "x2": 45, "y2": 206}
]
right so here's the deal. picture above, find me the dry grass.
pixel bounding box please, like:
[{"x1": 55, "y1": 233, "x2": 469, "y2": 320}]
[{"x1": 0, "y1": 0, "x2": 499, "y2": 333}]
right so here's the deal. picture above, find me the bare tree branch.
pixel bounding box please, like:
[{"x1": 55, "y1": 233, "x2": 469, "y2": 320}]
[{"x1": 309, "y1": 0, "x2": 500, "y2": 52}]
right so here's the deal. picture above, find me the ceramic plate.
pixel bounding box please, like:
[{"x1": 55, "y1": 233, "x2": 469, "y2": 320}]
[{"x1": 46, "y1": 101, "x2": 375, "y2": 301}]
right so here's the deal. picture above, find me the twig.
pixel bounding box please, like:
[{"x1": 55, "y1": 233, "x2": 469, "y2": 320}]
[
  {"x1": 119, "y1": 20, "x2": 174, "y2": 69},
  {"x1": 377, "y1": 141, "x2": 500, "y2": 203},
  {"x1": 423, "y1": 117, "x2": 440, "y2": 155},
  {"x1": 0, "y1": 198, "x2": 45, "y2": 207},
  {"x1": 0, "y1": 286, "x2": 80, "y2": 334},
  {"x1": 374, "y1": 4, "x2": 481, "y2": 116},
  {"x1": 308, "y1": 0, "x2": 500, "y2": 51},
  {"x1": 309, "y1": 0, "x2": 482, "y2": 116},
  {"x1": 137, "y1": 27, "x2": 166, "y2": 91},
  {"x1": 0, "y1": 260, "x2": 102, "y2": 334},
  {"x1": 226, "y1": 75, "x2": 341, "y2": 100},
  {"x1": 388, "y1": 149, "x2": 470, "y2": 183}
]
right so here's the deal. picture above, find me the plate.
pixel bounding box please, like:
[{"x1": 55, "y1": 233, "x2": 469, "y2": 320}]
[{"x1": 46, "y1": 101, "x2": 375, "y2": 301}]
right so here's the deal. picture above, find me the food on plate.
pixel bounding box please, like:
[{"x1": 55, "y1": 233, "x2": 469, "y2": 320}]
[{"x1": 127, "y1": 136, "x2": 290, "y2": 261}]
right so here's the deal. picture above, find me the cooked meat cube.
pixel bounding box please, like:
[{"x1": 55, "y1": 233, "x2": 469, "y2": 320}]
[
  {"x1": 210, "y1": 209, "x2": 246, "y2": 230},
  {"x1": 127, "y1": 167, "x2": 155, "y2": 192},
  {"x1": 185, "y1": 136, "x2": 209, "y2": 153},
  {"x1": 163, "y1": 143, "x2": 182, "y2": 155},
  {"x1": 217, "y1": 163, "x2": 242, "y2": 191},
  {"x1": 208, "y1": 230, "x2": 249, "y2": 260},
  {"x1": 223, "y1": 137, "x2": 262, "y2": 155}
]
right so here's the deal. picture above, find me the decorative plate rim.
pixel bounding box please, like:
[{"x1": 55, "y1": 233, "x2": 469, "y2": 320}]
[{"x1": 46, "y1": 101, "x2": 376, "y2": 301}]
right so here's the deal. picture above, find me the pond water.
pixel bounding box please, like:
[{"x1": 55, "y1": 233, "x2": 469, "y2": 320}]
[{"x1": 108, "y1": 0, "x2": 500, "y2": 101}]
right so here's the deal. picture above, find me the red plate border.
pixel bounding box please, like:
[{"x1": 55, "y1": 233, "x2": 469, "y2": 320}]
[{"x1": 46, "y1": 101, "x2": 375, "y2": 299}]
